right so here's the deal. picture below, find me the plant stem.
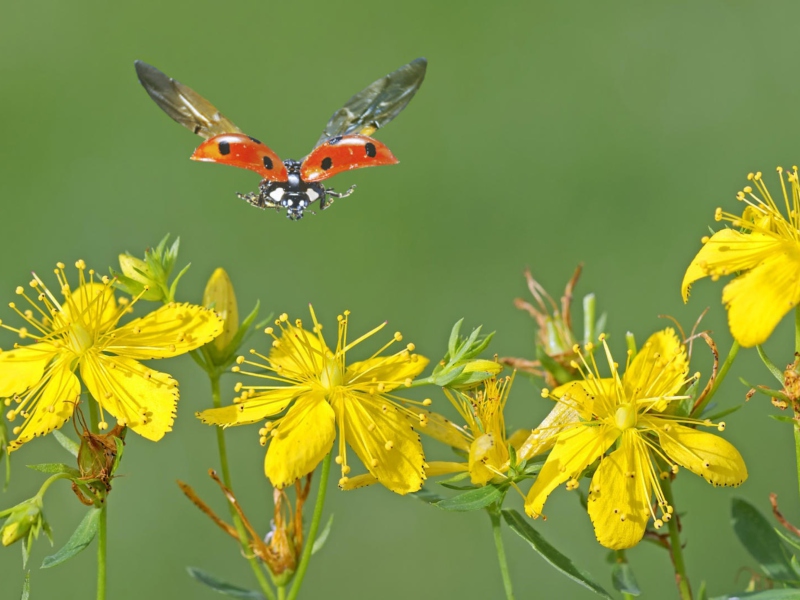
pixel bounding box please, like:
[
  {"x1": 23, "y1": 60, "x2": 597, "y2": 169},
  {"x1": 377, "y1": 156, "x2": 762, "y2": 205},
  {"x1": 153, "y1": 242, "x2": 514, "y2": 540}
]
[
  {"x1": 86, "y1": 399, "x2": 107, "y2": 600},
  {"x1": 615, "y1": 549, "x2": 635, "y2": 600},
  {"x1": 287, "y1": 451, "x2": 332, "y2": 600},
  {"x1": 691, "y1": 340, "x2": 739, "y2": 418},
  {"x1": 795, "y1": 306, "x2": 800, "y2": 355},
  {"x1": 661, "y1": 477, "x2": 692, "y2": 600},
  {"x1": 490, "y1": 510, "x2": 515, "y2": 600},
  {"x1": 278, "y1": 586, "x2": 287, "y2": 600},
  {"x1": 209, "y1": 375, "x2": 276, "y2": 600}
]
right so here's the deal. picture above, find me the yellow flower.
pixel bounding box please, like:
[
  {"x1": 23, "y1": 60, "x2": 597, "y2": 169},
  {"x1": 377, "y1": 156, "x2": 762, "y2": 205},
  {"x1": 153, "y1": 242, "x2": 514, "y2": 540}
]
[
  {"x1": 525, "y1": 329, "x2": 747, "y2": 549},
  {"x1": 683, "y1": 167, "x2": 800, "y2": 347},
  {"x1": 197, "y1": 307, "x2": 430, "y2": 495},
  {"x1": 0, "y1": 261, "x2": 223, "y2": 450}
]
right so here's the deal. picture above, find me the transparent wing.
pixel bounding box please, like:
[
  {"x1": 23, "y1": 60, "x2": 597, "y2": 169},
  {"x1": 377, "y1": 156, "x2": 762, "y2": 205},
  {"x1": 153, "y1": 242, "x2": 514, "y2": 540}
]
[
  {"x1": 134, "y1": 60, "x2": 242, "y2": 139},
  {"x1": 315, "y1": 57, "x2": 427, "y2": 147}
]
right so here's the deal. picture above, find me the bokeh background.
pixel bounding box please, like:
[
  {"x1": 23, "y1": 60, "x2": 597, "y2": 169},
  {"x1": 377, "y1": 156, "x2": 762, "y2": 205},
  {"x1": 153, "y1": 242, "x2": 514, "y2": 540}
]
[{"x1": 1, "y1": 1, "x2": 798, "y2": 598}]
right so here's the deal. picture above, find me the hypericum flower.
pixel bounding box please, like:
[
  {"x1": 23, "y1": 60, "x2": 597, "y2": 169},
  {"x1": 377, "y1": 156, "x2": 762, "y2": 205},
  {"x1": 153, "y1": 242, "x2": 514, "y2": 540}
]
[
  {"x1": 0, "y1": 261, "x2": 223, "y2": 450},
  {"x1": 683, "y1": 167, "x2": 800, "y2": 347},
  {"x1": 525, "y1": 329, "x2": 747, "y2": 549},
  {"x1": 197, "y1": 307, "x2": 430, "y2": 494}
]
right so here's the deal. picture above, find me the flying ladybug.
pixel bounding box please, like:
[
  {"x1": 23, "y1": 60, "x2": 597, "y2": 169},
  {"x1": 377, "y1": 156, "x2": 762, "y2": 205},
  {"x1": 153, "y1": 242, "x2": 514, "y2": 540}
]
[{"x1": 134, "y1": 58, "x2": 427, "y2": 220}]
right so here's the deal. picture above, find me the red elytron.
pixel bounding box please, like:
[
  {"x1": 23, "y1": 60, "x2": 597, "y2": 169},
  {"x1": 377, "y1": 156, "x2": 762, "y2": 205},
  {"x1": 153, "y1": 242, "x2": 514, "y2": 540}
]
[{"x1": 135, "y1": 58, "x2": 426, "y2": 220}]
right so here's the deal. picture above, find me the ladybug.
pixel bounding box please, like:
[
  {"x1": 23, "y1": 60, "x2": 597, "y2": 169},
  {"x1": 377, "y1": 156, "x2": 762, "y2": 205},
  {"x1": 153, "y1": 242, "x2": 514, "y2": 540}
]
[{"x1": 135, "y1": 58, "x2": 427, "y2": 220}]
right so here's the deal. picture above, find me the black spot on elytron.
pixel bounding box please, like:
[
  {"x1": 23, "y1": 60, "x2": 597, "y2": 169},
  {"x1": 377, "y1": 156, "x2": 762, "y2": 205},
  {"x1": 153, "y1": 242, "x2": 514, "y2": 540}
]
[
  {"x1": 248, "y1": 136, "x2": 262, "y2": 145},
  {"x1": 218, "y1": 141, "x2": 231, "y2": 155},
  {"x1": 262, "y1": 156, "x2": 273, "y2": 170},
  {"x1": 365, "y1": 142, "x2": 377, "y2": 158},
  {"x1": 328, "y1": 136, "x2": 342, "y2": 145},
  {"x1": 321, "y1": 157, "x2": 333, "y2": 170}
]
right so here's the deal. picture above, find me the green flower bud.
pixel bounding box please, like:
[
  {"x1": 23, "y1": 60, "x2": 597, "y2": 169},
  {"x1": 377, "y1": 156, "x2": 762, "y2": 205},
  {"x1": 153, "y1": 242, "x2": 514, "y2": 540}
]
[
  {"x1": 447, "y1": 359, "x2": 504, "y2": 389},
  {"x1": 1, "y1": 498, "x2": 41, "y2": 547},
  {"x1": 111, "y1": 234, "x2": 188, "y2": 303},
  {"x1": 203, "y1": 268, "x2": 239, "y2": 352}
]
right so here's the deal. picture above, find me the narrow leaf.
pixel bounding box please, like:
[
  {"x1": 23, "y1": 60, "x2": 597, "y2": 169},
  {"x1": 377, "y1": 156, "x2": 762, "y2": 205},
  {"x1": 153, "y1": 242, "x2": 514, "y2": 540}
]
[
  {"x1": 41, "y1": 507, "x2": 101, "y2": 569},
  {"x1": 770, "y1": 415, "x2": 797, "y2": 425},
  {"x1": 434, "y1": 485, "x2": 505, "y2": 512},
  {"x1": 502, "y1": 509, "x2": 612, "y2": 598},
  {"x1": 756, "y1": 345, "x2": 785, "y2": 383},
  {"x1": 187, "y1": 567, "x2": 265, "y2": 599},
  {"x1": 52, "y1": 430, "x2": 79, "y2": 458},
  {"x1": 611, "y1": 562, "x2": 641, "y2": 595},
  {"x1": 704, "y1": 404, "x2": 744, "y2": 421},
  {"x1": 20, "y1": 571, "x2": 30, "y2": 600},
  {"x1": 411, "y1": 488, "x2": 445, "y2": 504},
  {"x1": 731, "y1": 498, "x2": 796, "y2": 582},
  {"x1": 27, "y1": 463, "x2": 81, "y2": 477},
  {"x1": 698, "y1": 581, "x2": 708, "y2": 600},
  {"x1": 711, "y1": 591, "x2": 800, "y2": 599},
  {"x1": 311, "y1": 514, "x2": 334, "y2": 555}
]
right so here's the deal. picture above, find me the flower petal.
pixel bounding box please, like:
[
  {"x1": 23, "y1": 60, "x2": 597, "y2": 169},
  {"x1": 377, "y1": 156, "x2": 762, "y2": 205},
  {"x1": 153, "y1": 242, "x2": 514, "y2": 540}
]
[
  {"x1": 721, "y1": 248, "x2": 800, "y2": 347},
  {"x1": 197, "y1": 388, "x2": 300, "y2": 427},
  {"x1": 587, "y1": 432, "x2": 652, "y2": 549},
  {"x1": 469, "y1": 433, "x2": 507, "y2": 485},
  {"x1": 332, "y1": 392, "x2": 425, "y2": 495},
  {"x1": 525, "y1": 424, "x2": 617, "y2": 518},
  {"x1": 339, "y1": 473, "x2": 379, "y2": 490},
  {"x1": 426, "y1": 461, "x2": 469, "y2": 476},
  {"x1": 517, "y1": 401, "x2": 582, "y2": 462},
  {"x1": 655, "y1": 420, "x2": 747, "y2": 487},
  {"x1": 8, "y1": 358, "x2": 80, "y2": 451},
  {"x1": 418, "y1": 410, "x2": 471, "y2": 452},
  {"x1": 106, "y1": 303, "x2": 223, "y2": 359},
  {"x1": 80, "y1": 354, "x2": 178, "y2": 441},
  {"x1": 265, "y1": 393, "x2": 335, "y2": 488},
  {"x1": 623, "y1": 329, "x2": 688, "y2": 402},
  {"x1": 0, "y1": 343, "x2": 57, "y2": 398},
  {"x1": 681, "y1": 229, "x2": 782, "y2": 301},
  {"x1": 59, "y1": 283, "x2": 119, "y2": 331},
  {"x1": 268, "y1": 326, "x2": 328, "y2": 376},
  {"x1": 345, "y1": 353, "x2": 429, "y2": 390}
]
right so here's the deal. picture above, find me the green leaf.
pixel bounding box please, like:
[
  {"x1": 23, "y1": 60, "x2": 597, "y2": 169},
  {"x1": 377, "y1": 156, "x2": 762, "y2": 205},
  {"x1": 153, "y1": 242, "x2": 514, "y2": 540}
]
[
  {"x1": 536, "y1": 345, "x2": 574, "y2": 386},
  {"x1": 27, "y1": 463, "x2": 81, "y2": 477},
  {"x1": 410, "y1": 488, "x2": 445, "y2": 504},
  {"x1": 311, "y1": 514, "x2": 334, "y2": 555},
  {"x1": 41, "y1": 507, "x2": 101, "y2": 569},
  {"x1": 770, "y1": 415, "x2": 797, "y2": 425},
  {"x1": 704, "y1": 404, "x2": 744, "y2": 421},
  {"x1": 611, "y1": 562, "x2": 641, "y2": 596},
  {"x1": 52, "y1": 430, "x2": 79, "y2": 458},
  {"x1": 756, "y1": 345, "x2": 785, "y2": 383},
  {"x1": 731, "y1": 498, "x2": 796, "y2": 582},
  {"x1": 186, "y1": 567, "x2": 265, "y2": 599},
  {"x1": 447, "y1": 319, "x2": 464, "y2": 356},
  {"x1": 436, "y1": 471, "x2": 471, "y2": 486},
  {"x1": 20, "y1": 571, "x2": 30, "y2": 600},
  {"x1": 711, "y1": 591, "x2": 800, "y2": 599},
  {"x1": 583, "y1": 294, "x2": 597, "y2": 344},
  {"x1": 434, "y1": 484, "x2": 505, "y2": 512},
  {"x1": 502, "y1": 509, "x2": 612, "y2": 598}
]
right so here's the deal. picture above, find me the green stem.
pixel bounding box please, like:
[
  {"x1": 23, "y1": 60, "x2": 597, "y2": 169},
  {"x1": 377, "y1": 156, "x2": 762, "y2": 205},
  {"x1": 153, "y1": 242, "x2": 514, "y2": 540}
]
[
  {"x1": 691, "y1": 340, "x2": 739, "y2": 418},
  {"x1": 490, "y1": 510, "x2": 515, "y2": 600},
  {"x1": 210, "y1": 376, "x2": 276, "y2": 600},
  {"x1": 278, "y1": 586, "x2": 287, "y2": 600},
  {"x1": 661, "y1": 477, "x2": 692, "y2": 600},
  {"x1": 795, "y1": 306, "x2": 800, "y2": 355},
  {"x1": 86, "y1": 399, "x2": 107, "y2": 600},
  {"x1": 287, "y1": 451, "x2": 332, "y2": 600}
]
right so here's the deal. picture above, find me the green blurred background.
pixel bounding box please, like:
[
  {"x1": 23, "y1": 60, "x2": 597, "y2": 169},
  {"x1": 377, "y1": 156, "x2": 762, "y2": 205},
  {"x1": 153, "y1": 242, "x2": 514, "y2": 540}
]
[{"x1": 1, "y1": 1, "x2": 798, "y2": 598}]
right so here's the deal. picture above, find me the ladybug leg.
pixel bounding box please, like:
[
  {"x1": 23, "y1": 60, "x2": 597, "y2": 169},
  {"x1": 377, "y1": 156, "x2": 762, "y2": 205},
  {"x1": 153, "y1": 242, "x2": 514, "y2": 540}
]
[
  {"x1": 237, "y1": 191, "x2": 279, "y2": 210},
  {"x1": 325, "y1": 184, "x2": 357, "y2": 200}
]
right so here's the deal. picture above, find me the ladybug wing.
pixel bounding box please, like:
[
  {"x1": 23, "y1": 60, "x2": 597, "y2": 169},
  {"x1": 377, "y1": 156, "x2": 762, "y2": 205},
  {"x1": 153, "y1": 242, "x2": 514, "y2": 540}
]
[
  {"x1": 135, "y1": 61, "x2": 242, "y2": 139},
  {"x1": 300, "y1": 134, "x2": 397, "y2": 183},
  {"x1": 314, "y1": 58, "x2": 427, "y2": 147},
  {"x1": 191, "y1": 133, "x2": 288, "y2": 181}
]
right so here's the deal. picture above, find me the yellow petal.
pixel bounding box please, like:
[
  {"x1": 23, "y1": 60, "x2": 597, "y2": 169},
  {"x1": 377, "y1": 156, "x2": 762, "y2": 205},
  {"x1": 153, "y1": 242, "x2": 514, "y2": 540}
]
[
  {"x1": 426, "y1": 461, "x2": 469, "y2": 476},
  {"x1": 507, "y1": 429, "x2": 531, "y2": 451},
  {"x1": 80, "y1": 354, "x2": 178, "y2": 441},
  {"x1": 517, "y1": 401, "x2": 582, "y2": 462},
  {"x1": 0, "y1": 343, "x2": 57, "y2": 398},
  {"x1": 587, "y1": 432, "x2": 651, "y2": 549},
  {"x1": 623, "y1": 329, "x2": 688, "y2": 402},
  {"x1": 721, "y1": 247, "x2": 800, "y2": 347},
  {"x1": 654, "y1": 420, "x2": 747, "y2": 487},
  {"x1": 8, "y1": 359, "x2": 80, "y2": 451},
  {"x1": 265, "y1": 393, "x2": 335, "y2": 488},
  {"x1": 339, "y1": 473, "x2": 379, "y2": 490},
  {"x1": 197, "y1": 387, "x2": 300, "y2": 427},
  {"x1": 59, "y1": 283, "x2": 119, "y2": 332},
  {"x1": 332, "y1": 391, "x2": 425, "y2": 495},
  {"x1": 681, "y1": 230, "x2": 782, "y2": 301},
  {"x1": 346, "y1": 353, "x2": 429, "y2": 390},
  {"x1": 106, "y1": 303, "x2": 223, "y2": 359},
  {"x1": 269, "y1": 326, "x2": 328, "y2": 376},
  {"x1": 417, "y1": 410, "x2": 471, "y2": 452},
  {"x1": 525, "y1": 424, "x2": 617, "y2": 518},
  {"x1": 469, "y1": 433, "x2": 507, "y2": 485}
]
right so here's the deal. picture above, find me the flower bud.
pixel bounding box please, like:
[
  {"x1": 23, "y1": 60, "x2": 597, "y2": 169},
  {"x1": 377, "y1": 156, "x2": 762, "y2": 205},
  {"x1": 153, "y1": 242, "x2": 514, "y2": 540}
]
[
  {"x1": 203, "y1": 268, "x2": 239, "y2": 352},
  {"x1": 115, "y1": 253, "x2": 164, "y2": 301},
  {"x1": 1, "y1": 498, "x2": 41, "y2": 546},
  {"x1": 447, "y1": 359, "x2": 504, "y2": 389}
]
